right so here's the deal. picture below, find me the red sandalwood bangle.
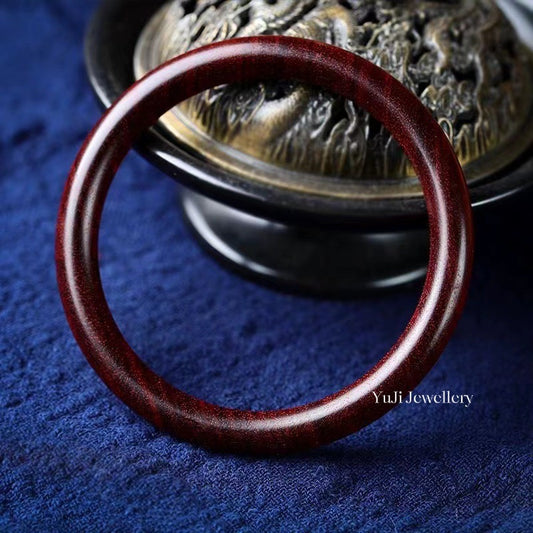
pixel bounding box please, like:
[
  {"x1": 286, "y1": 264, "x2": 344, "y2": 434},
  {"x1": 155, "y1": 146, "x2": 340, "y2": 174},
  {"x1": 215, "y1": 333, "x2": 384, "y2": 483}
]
[{"x1": 56, "y1": 36, "x2": 474, "y2": 455}]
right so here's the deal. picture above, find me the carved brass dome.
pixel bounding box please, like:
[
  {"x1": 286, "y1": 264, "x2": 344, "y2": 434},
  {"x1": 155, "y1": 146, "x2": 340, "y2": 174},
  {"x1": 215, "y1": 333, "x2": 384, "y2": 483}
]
[{"x1": 134, "y1": 0, "x2": 533, "y2": 199}]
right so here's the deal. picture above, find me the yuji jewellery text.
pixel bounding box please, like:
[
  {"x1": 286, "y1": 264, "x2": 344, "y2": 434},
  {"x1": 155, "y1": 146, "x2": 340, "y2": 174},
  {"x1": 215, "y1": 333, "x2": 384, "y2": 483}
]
[{"x1": 373, "y1": 391, "x2": 473, "y2": 408}]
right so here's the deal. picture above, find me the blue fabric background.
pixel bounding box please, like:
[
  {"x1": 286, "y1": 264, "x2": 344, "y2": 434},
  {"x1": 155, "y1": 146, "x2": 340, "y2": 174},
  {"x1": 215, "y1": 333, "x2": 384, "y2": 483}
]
[{"x1": 1, "y1": 2, "x2": 531, "y2": 531}]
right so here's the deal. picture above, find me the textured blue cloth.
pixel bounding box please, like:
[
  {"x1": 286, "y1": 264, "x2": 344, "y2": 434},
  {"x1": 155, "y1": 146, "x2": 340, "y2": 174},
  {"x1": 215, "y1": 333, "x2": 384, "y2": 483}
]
[{"x1": 1, "y1": 2, "x2": 532, "y2": 531}]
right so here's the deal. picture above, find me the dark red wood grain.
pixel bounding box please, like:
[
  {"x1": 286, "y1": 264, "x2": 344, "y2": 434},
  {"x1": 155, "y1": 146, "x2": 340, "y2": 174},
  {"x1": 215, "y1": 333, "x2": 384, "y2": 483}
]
[{"x1": 56, "y1": 36, "x2": 474, "y2": 455}]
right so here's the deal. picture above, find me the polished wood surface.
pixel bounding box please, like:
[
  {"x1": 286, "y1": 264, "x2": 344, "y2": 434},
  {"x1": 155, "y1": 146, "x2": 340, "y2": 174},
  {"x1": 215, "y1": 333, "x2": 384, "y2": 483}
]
[{"x1": 56, "y1": 36, "x2": 474, "y2": 454}]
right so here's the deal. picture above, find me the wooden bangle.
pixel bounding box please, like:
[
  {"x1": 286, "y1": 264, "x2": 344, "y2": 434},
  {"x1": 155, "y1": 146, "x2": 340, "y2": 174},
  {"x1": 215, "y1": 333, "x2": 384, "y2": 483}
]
[{"x1": 56, "y1": 36, "x2": 474, "y2": 455}]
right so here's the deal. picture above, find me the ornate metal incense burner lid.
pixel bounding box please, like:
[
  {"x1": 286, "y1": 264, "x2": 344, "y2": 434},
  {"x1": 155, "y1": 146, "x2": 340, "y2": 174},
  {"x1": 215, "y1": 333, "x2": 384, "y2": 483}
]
[{"x1": 134, "y1": 0, "x2": 533, "y2": 199}]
